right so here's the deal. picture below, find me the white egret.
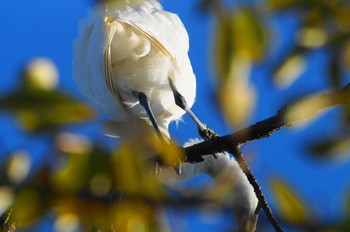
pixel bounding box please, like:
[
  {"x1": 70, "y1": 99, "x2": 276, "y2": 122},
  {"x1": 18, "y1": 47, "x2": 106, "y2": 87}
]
[
  {"x1": 73, "y1": 0, "x2": 196, "y2": 140},
  {"x1": 73, "y1": 0, "x2": 258, "y2": 231}
]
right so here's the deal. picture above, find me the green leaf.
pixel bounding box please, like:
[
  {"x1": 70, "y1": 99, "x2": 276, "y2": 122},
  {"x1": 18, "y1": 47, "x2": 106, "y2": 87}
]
[
  {"x1": 214, "y1": 7, "x2": 268, "y2": 82},
  {"x1": 215, "y1": 13, "x2": 233, "y2": 81},
  {"x1": 52, "y1": 143, "x2": 112, "y2": 194},
  {"x1": 230, "y1": 7, "x2": 268, "y2": 61},
  {"x1": 11, "y1": 188, "x2": 47, "y2": 228},
  {"x1": 267, "y1": 0, "x2": 301, "y2": 10},
  {"x1": 112, "y1": 143, "x2": 164, "y2": 198},
  {"x1": 0, "y1": 88, "x2": 95, "y2": 132}
]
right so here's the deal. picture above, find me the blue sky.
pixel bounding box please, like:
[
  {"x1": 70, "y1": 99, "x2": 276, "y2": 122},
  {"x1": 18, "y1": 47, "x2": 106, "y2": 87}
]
[{"x1": 1, "y1": 0, "x2": 350, "y2": 231}]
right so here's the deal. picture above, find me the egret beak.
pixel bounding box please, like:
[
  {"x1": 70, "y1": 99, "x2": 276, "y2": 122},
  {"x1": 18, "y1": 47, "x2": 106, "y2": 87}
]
[{"x1": 168, "y1": 78, "x2": 217, "y2": 140}]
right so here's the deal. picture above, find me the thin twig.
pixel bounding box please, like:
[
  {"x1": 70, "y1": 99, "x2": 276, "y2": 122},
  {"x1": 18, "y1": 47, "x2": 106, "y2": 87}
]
[{"x1": 231, "y1": 147, "x2": 283, "y2": 232}]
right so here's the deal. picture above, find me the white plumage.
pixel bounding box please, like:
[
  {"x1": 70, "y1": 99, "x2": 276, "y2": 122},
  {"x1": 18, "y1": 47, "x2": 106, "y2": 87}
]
[
  {"x1": 162, "y1": 139, "x2": 259, "y2": 232},
  {"x1": 73, "y1": 0, "x2": 196, "y2": 138}
]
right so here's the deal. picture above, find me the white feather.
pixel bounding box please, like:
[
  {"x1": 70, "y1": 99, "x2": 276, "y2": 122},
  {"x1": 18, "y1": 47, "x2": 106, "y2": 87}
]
[
  {"x1": 72, "y1": 0, "x2": 196, "y2": 138},
  {"x1": 161, "y1": 139, "x2": 259, "y2": 232}
]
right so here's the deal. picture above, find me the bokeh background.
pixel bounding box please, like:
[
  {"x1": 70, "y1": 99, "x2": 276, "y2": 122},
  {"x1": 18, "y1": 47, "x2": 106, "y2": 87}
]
[{"x1": 1, "y1": 0, "x2": 350, "y2": 231}]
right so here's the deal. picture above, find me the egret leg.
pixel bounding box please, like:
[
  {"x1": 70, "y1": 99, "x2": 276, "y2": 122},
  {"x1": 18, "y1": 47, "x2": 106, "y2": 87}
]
[
  {"x1": 138, "y1": 92, "x2": 182, "y2": 173},
  {"x1": 138, "y1": 92, "x2": 164, "y2": 141},
  {"x1": 168, "y1": 78, "x2": 217, "y2": 140}
]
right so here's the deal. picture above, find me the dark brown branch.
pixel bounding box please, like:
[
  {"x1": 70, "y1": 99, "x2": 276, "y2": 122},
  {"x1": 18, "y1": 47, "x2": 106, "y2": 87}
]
[{"x1": 184, "y1": 83, "x2": 350, "y2": 160}]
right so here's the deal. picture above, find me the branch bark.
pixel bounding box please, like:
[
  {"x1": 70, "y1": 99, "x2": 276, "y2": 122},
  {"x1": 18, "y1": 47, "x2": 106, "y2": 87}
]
[{"x1": 184, "y1": 83, "x2": 350, "y2": 160}]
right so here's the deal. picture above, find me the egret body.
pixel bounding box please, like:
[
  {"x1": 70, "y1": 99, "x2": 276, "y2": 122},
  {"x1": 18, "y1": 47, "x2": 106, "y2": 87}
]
[{"x1": 73, "y1": 0, "x2": 196, "y2": 139}]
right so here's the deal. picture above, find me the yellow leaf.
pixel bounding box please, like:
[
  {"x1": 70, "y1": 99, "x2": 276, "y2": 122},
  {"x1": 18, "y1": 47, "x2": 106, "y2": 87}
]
[
  {"x1": 54, "y1": 213, "x2": 81, "y2": 232},
  {"x1": 51, "y1": 153, "x2": 91, "y2": 193},
  {"x1": 0, "y1": 187, "x2": 15, "y2": 214},
  {"x1": 274, "y1": 53, "x2": 306, "y2": 88},
  {"x1": 112, "y1": 143, "x2": 164, "y2": 198},
  {"x1": 297, "y1": 26, "x2": 327, "y2": 48},
  {"x1": 270, "y1": 179, "x2": 308, "y2": 224},
  {"x1": 284, "y1": 94, "x2": 332, "y2": 124},
  {"x1": 214, "y1": 8, "x2": 267, "y2": 82},
  {"x1": 215, "y1": 14, "x2": 233, "y2": 80},
  {"x1": 6, "y1": 150, "x2": 32, "y2": 184},
  {"x1": 218, "y1": 57, "x2": 256, "y2": 127},
  {"x1": 24, "y1": 58, "x2": 59, "y2": 91},
  {"x1": 112, "y1": 201, "x2": 159, "y2": 232},
  {"x1": 231, "y1": 8, "x2": 268, "y2": 61}
]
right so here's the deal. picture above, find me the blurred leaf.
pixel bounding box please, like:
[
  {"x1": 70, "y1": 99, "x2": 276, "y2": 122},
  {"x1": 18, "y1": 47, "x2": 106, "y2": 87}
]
[
  {"x1": 329, "y1": 51, "x2": 342, "y2": 88},
  {"x1": 111, "y1": 201, "x2": 160, "y2": 232},
  {"x1": 308, "y1": 136, "x2": 350, "y2": 158},
  {"x1": 217, "y1": 55, "x2": 255, "y2": 127},
  {"x1": 270, "y1": 178, "x2": 308, "y2": 224},
  {"x1": 230, "y1": 7, "x2": 268, "y2": 61},
  {"x1": 90, "y1": 173, "x2": 113, "y2": 197},
  {"x1": 342, "y1": 42, "x2": 350, "y2": 69},
  {"x1": 52, "y1": 196, "x2": 108, "y2": 228},
  {"x1": 215, "y1": 13, "x2": 233, "y2": 80},
  {"x1": 219, "y1": 73, "x2": 256, "y2": 127},
  {"x1": 297, "y1": 26, "x2": 327, "y2": 48},
  {"x1": 345, "y1": 191, "x2": 350, "y2": 219},
  {"x1": 338, "y1": 191, "x2": 350, "y2": 231},
  {"x1": 273, "y1": 52, "x2": 306, "y2": 88},
  {"x1": 267, "y1": 0, "x2": 301, "y2": 10},
  {"x1": 112, "y1": 143, "x2": 164, "y2": 198},
  {"x1": 214, "y1": 7, "x2": 268, "y2": 81},
  {"x1": 55, "y1": 132, "x2": 93, "y2": 155},
  {"x1": 0, "y1": 88, "x2": 95, "y2": 133},
  {"x1": 11, "y1": 188, "x2": 47, "y2": 227},
  {"x1": 0, "y1": 187, "x2": 15, "y2": 216},
  {"x1": 6, "y1": 150, "x2": 31, "y2": 185},
  {"x1": 154, "y1": 140, "x2": 185, "y2": 166},
  {"x1": 24, "y1": 58, "x2": 59, "y2": 91},
  {"x1": 52, "y1": 145, "x2": 112, "y2": 194},
  {"x1": 54, "y1": 137, "x2": 113, "y2": 197},
  {"x1": 53, "y1": 213, "x2": 81, "y2": 232},
  {"x1": 284, "y1": 93, "x2": 332, "y2": 123},
  {"x1": 268, "y1": 0, "x2": 339, "y2": 12},
  {"x1": 335, "y1": 4, "x2": 350, "y2": 32}
]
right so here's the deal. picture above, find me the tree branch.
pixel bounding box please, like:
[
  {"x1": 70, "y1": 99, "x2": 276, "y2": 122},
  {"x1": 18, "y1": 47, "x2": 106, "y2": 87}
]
[
  {"x1": 182, "y1": 83, "x2": 350, "y2": 231},
  {"x1": 184, "y1": 83, "x2": 350, "y2": 160}
]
